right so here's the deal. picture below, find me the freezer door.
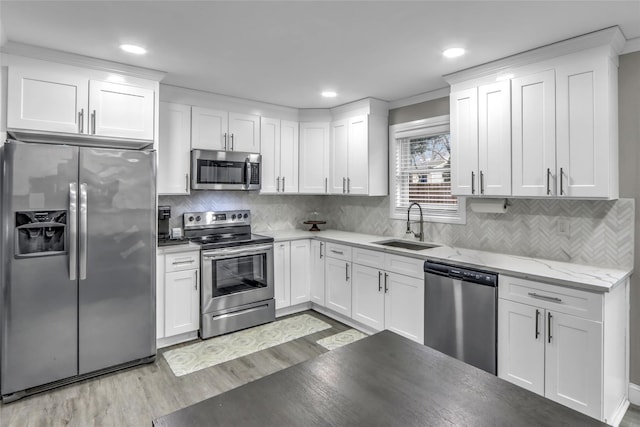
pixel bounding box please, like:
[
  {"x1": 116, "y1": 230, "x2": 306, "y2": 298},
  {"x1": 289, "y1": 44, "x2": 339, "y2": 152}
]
[
  {"x1": 1, "y1": 142, "x2": 79, "y2": 395},
  {"x1": 77, "y1": 147, "x2": 156, "y2": 375}
]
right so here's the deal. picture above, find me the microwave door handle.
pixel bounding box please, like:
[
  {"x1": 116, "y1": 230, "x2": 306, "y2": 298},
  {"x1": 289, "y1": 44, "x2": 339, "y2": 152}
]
[{"x1": 245, "y1": 158, "x2": 251, "y2": 189}]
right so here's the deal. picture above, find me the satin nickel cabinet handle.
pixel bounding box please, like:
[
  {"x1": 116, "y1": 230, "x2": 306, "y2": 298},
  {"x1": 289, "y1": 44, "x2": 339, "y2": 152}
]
[
  {"x1": 559, "y1": 167, "x2": 564, "y2": 195},
  {"x1": 277, "y1": 176, "x2": 281, "y2": 192},
  {"x1": 347, "y1": 177, "x2": 351, "y2": 194},
  {"x1": 345, "y1": 263, "x2": 350, "y2": 281},
  {"x1": 78, "y1": 109, "x2": 84, "y2": 133},
  {"x1": 91, "y1": 110, "x2": 96, "y2": 135},
  {"x1": 535, "y1": 309, "x2": 540, "y2": 339},
  {"x1": 282, "y1": 177, "x2": 285, "y2": 192},
  {"x1": 230, "y1": 133, "x2": 235, "y2": 151},
  {"x1": 223, "y1": 133, "x2": 228, "y2": 150},
  {"x1": 342, "y1": 177, "x2": 346, "y2": 194},
  {"x1": 185, "y1": 174, "x2": 189, "y2": 192},
  {"x1": 330, "y1": 249, "x2": 344, "y2": 255},
  {"x1": 471, "y1": 171, "x2": 475, "y2": 194},
  {"x1": 384, "y1": 273, "x2": 389, "y2": 293},
  {"x1": 546, "y1": 168, "x2": 551, "y2": 195},
  {"x1": 547, "y1": 312, "x2": 553, "y2": 343},
  {"x1": 195, "y1": 270, "x2": 199, "y2": 291},
  {"x1": 319, "y1": 242, "x2": 323, "y2": 259},
  {"x1": 325, "y1": 177, "x2": 328, "y2": 193},
  {"x1": 378, "y1": 271, "x2": 382, "y2": 292},
  {"x1": 528, "y1": 292, "x2": 562, "y2": 303},
  {"x1": 480, "y1": 171, "x2": 485, "y2": 195}
]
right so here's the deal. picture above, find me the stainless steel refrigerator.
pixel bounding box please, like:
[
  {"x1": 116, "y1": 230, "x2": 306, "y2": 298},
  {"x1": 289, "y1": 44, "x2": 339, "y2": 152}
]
[{"x1": 1, "y1": 140, "x2": 156, "y2": 402}]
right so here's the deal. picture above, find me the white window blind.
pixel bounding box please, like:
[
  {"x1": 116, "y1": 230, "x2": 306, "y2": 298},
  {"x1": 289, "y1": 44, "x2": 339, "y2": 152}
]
[{"x1": 391, "y1": 117, "x2": 464, "y2": 223}]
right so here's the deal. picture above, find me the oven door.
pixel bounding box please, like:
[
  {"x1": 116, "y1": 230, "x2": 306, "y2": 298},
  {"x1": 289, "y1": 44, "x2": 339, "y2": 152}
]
[{"x1": 201, "y1": 243, "x2": 274, "y2": 314}]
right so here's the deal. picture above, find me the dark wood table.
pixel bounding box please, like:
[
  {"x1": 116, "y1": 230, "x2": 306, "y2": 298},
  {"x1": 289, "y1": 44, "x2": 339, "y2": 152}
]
[{"x1": 153, "y1": 330, "x2": 606, "y2": 426}]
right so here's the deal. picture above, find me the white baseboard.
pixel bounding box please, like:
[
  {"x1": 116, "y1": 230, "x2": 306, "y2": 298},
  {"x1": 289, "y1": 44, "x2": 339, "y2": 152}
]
[
  {"x1": 156, "y1": 330, "x2": 198, "y2": 349},
  {"x1": 629, "y1": 383, "x2": 640, "y2": 406}
]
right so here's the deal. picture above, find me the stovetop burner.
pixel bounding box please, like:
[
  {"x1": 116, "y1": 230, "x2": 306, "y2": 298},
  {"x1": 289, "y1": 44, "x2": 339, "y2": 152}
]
[{"x1": 182, "y1": 210, "x2": 273, "y2": 249}]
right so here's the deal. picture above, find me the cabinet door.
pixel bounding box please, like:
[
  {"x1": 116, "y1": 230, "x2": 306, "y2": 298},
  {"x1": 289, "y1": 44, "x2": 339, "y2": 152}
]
[
  {"x1": 165, "y1": 269, "x2": 199, "y2": 336},
  {"x1": 511, "y1": 70, "x2": 556, "y2": 197},
  {"x1": 330, "y1": 119, "x2": 349, "y2": 194},
  {"x1": 191, "y1": 107, "x2": 228, "y2": 150},
  {"x1": 545, "y1": 310, "x2": 603, "y2": 419},
  {"x1": 299, "y1": 122, "x2": 330, "y2": 194},
  {"x1": 310, "y1": 241, "x2": 326, "y2": 306},
  {"x1": 346, "y1": 115, "x2": 369, "y2": 195},
  {"x1": 229, "y1": 112, "x2": 260, "y2": 152},
  {"x1": 274, "y1": 242, "x2": 291, "y2": 309},
  {"x1": 450, "y1": 88, "x2": 478, "y2": 196},
  {"x1": 384, "y1": 272, "x2": 424, "y2": 344},
  {"x1": 478, "y1": 81, "x2": 511, "y2": 196},
  {"x1": 156, "y1": 254, "x2": 166, "y2": 339},
  {"x1": 556, "y1": 56, "x2": 611, "y2": 198},
  {"x1": 351, "y1": 264, "x2": 384, "y2": 331},
  {"x1": 325, "y1": 257, "x2": 351, "y2": 317},
  {"x1": 89, "y1": 80, "x2": 154, "y2": 140},
  {"x1": 497, "y1": 299, "x2": 545, "y2": 395},
  {"x1": 158, "y1": 102, "x2": 191, "y2": 195},
  {"x1": 260, "y1": 117, "x2": 280, "y2": 194},
  {"x1": 7, "y1": 64, "x2": 88, "y2": 134},
  {"x1": 290, "y1": 240, "x2": 311, "y2": 305},
  {"x1": 280, "y1": 120, "x2": 299, "y2": 193}
]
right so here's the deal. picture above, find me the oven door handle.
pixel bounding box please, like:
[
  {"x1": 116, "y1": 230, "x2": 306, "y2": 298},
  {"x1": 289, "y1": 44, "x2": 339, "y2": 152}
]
[{"x1": 202, "y1": 244, "x2": 273, "y2": 260}]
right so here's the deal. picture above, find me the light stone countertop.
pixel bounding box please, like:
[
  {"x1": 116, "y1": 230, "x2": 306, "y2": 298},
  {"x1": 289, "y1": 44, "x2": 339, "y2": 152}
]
[
  {"x1": 260, "y1": 229, "x2": 632, "y2": 293},
  {"x1": 157, "y1": 241, "x2": 201, "y2": 254}
]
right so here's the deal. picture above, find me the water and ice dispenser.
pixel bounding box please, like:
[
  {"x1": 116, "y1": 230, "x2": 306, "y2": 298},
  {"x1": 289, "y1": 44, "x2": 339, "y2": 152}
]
[{"x1": 15, "y1": 210, "x2": 67, "y2": 257}]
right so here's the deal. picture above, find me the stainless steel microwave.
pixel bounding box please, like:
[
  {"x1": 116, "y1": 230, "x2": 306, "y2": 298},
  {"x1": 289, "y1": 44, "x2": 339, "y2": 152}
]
[{"x1": 191, "y1": 150, "x2": 261, "y2": 191}]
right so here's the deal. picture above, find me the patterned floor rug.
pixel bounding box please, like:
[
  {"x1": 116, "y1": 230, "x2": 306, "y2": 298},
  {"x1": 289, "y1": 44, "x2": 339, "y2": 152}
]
[
  {"x1": 316, "y1": 329, "x2": 368, "y2": 351},
  {"x1": 163, "y1": 314, "x2": 331, "y2": 376}
]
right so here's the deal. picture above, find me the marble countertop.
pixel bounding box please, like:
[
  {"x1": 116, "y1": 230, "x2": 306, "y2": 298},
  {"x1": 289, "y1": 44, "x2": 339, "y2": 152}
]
[{"x1": 260, "y1": 229, "x2": 632, "y2": 292}]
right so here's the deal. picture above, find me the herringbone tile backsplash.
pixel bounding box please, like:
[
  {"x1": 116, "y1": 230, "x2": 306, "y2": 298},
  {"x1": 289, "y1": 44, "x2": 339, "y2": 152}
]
[{"x1": 159, "y1": 193, "x2": 634, "y2": 269}]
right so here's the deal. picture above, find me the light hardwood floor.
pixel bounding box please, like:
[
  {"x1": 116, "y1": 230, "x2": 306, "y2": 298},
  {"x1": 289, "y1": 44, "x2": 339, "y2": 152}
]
[{"x1": 1, "y1": 310, "x2": 639, "y2": 426}]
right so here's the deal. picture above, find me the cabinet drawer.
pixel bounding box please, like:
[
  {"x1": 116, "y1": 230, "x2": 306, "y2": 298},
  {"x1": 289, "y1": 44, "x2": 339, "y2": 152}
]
[
  {"x1": 352, "y1": 247, "x2": 384, "y2": 268},
  {"x1": 325, "y1": 242, "x2": 352, "y2": 261},
  {"x1": 499, "y1": 275, "x2": 602, "y2": 321},
  {"x1": 384, "y1": 254, "x2": 424, "y2": 279},
  {"x1": 165, "y1": 250, "x2": 200, "y2": 273}
]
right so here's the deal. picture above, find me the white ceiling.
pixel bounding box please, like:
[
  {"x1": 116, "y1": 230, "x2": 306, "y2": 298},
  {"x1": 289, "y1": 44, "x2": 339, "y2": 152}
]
[{"x1": 1, "y1": 1, "x2": 639, "y2": 109}]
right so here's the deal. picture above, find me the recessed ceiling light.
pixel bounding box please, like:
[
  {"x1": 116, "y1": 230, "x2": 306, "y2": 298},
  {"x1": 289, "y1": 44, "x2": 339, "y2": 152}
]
[
  {"x1": 442, "y1": 47, "x2": 465, "y2": 58},
  {"x1": 321, "y1": 91, "x2": 337, "y2": 98},
  {"x1": 120, "y1": 44, "x2": 147, "y2": 55}
]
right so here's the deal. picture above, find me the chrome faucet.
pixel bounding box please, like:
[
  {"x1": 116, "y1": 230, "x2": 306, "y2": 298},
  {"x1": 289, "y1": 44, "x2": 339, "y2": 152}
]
[{"x1": 406, "y1": 203, "x2": 424, "y2": 242}]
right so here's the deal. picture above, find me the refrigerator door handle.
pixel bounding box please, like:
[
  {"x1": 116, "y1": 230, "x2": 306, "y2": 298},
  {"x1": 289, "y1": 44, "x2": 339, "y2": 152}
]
[
  {"x1": 79, "y1": 183, "x2": 88, "y2": 280},
  {"x1": 69, "y1": 183, "x2": 78, "y2": 281}
]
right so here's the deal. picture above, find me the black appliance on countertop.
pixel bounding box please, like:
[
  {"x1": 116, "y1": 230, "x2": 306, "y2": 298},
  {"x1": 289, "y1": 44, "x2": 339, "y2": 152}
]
[{"x1": 158, "y1": 206, "x2": 188, "y2": 246}]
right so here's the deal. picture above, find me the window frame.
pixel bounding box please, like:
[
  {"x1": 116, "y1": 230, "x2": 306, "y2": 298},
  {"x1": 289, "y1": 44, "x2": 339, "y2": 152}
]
[{"x1": 388, "y1": 115, "x2": 466, "y2": 224}]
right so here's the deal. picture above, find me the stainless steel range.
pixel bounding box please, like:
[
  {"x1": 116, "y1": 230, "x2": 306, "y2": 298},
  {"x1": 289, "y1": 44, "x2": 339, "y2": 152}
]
[{"x1": 183, "y1": 210, "x2": 275, "y2": 339}]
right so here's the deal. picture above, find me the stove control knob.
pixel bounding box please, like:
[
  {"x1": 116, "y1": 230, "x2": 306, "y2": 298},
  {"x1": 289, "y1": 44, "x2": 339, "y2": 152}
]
[
  {"x1": 232, "y1": 214, "x2": 236, "y2": 220},
  {"x1": 188, "y1": 216, "x2": 194, "y2": 222},
  {"x1": 244, "y1": 213, "x2": 248, "y2": 219},
  {"x1": 195, "y1": 215, "x2": 201, "y2": 221}
]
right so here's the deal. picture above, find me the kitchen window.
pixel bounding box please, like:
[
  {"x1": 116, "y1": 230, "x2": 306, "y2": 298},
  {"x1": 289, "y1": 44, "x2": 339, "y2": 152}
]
[{"x1": 389, "y1": 115, "x2": 465, "y2": 224}]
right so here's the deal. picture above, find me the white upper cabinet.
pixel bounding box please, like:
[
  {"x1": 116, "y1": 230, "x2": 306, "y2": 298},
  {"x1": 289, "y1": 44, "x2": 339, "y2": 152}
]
[
  {"x1": 88, "y1": 80, "x2": 154, "y2": 140},
  {"x1": 446, "y1": 27, "x2": 623, "y2": 200},
  {"x1": 451, "y1": 81, "x2": 511, "y2": 197},
  {"x1": 299, "y1": 122, "x2": 330, "y2": 194},
  {"x1": 7, "y1": 57, "x2": 158, "y2": 141},
  {"x1": 191, "y1": 107, "x2": 259, "y2": 153},
  {"x1": 260, "y1": 117, "x2": 299, "y2": 194},
  {"x1": 511, "y1": 70, "x2": 556, "y2": 197},
  {"x1": 158, "y1": 102, "x2": 191, "y2": 195},
  {"x1": 191, "y1": 107, "x2": 228, "y2": 150},
  {"x1": 329, "y1": 110, "x2": 388, "y2": 196}
]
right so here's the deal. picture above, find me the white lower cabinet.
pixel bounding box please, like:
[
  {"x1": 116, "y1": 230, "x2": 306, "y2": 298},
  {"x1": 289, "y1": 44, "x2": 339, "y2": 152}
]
[
  {"x1": 498, "y1": 275, "x2": 628, "y2": 424},
  {"x1": 157, "y1": 249, "x2": 200, "y2": 345},
  {"x1": 310, "y1": 241, "x2": 325, "y2": 306},
  {"x1": 351, "y1": 248, "x2": 424, "y2": 343},
  {"x1": 325, "y1": 256, "x2": 352, "y2": 317},
  {"x1": 274, "y1": 240, "x2": 311, "y2": 310}
]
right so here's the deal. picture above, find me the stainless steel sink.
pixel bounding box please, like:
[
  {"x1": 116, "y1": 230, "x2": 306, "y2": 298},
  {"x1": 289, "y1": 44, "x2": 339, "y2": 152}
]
[{"x1": 373, "y1": 239, "x2": 440, "y2": 251}]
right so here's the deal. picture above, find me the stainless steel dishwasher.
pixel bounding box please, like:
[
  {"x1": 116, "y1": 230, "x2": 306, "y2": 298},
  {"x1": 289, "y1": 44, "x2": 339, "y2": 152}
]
[{"x1": 424, "y1": 260, "x2": 498, "y2": 375}]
